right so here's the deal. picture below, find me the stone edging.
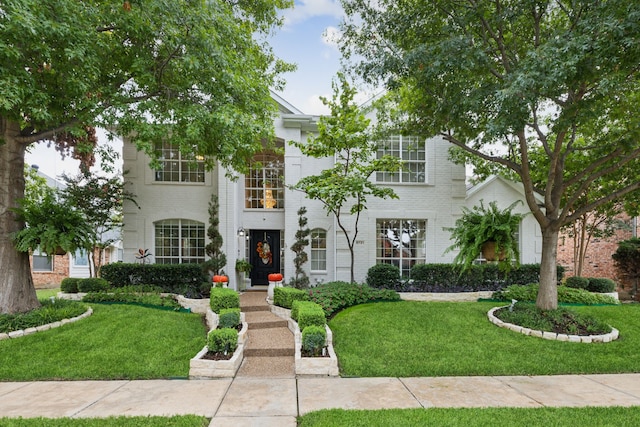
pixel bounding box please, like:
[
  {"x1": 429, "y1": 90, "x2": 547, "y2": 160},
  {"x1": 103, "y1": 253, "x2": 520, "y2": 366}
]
[
  {"x1": 0, "y1": 307, "x2": 93, "y2": 341},
  {"x1": 487, "y1": 306, "x2": 619, "y2": 343}
]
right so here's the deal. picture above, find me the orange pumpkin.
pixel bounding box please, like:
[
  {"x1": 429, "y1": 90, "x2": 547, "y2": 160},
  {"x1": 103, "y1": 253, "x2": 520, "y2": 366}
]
[
  {"x1": 212, "y1": 275, "x2": 229, "y2": 283},
  {"x1": 268, "y1": 273, "x2": 283, "y2": 282}
]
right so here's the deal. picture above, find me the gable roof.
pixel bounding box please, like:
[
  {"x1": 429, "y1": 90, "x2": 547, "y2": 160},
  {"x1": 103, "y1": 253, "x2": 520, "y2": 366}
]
[{"x1": 467, "y1": 175, "x2": 543, "y2": 204}]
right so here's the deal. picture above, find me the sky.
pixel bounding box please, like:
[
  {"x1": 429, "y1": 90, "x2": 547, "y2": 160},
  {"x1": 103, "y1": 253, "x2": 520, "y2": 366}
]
[{"x1": 26, "y1": 0, "x2": 352, "y2": 180}]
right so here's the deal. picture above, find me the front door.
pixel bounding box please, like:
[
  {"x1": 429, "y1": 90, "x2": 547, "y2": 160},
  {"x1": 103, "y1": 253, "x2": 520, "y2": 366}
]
[{"x1": 249, "y1": 230, "x2": 280, "y2": 286}]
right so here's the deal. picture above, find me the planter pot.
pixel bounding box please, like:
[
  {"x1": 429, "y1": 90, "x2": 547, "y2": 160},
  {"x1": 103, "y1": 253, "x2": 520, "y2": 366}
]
[
  {"x1": 267, "y1": 280, "x2": 283, "y2": 300},
  {"x1": 481, "y1": 241, "x2": 506, "y2": 261},
  {"x1": 288, "y1": 319, "x2": 339, "y2": 376},
  {"x1": 189, "y1": 343, "x2": 244, "y2": 378}
]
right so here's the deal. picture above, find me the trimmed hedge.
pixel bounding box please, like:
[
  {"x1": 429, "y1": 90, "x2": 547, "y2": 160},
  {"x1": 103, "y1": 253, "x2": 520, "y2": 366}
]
[
  {"x1": 77, "y1": 278, "x2": 110, "y2": 293},
  {"x1": 209, "y1": 287, "x2": 240, "y2": 313},
  {"x1": 308, "y1": 281, "x2": 400, "y2": 318},
  {"x1": 99, "y1": 263, "x2": 208, "y2": 298},
  {"x1": 565, "y1": 276, "x2": 590, "y2": 290},
  {"x1": 566, "y1": 276, "x2": 616, "y2": 293},
  {"x1": 273, "y1": 286, "x2": 309, "y2": 309},
  {"x1": 207, "y1": 328, "x2": 238, "y2": 354},
  {"x1": 492, "y1": 284, "x2": 619, "y2": 305},
  {"x1": 60, "y1": 277, "x2": 80, "y2": 293},
  {"x1": 291, "y1": 300, "x2": 319, "y2": 321},
  {"x1": 366, "y1": 263, "x2": 401, "y2": 288},
  {"x1": 297, "y1": 302, "x2": 326, "y2": 330},
  {"x1": 302, "y1": 325, "x2": 326, "y2": 354},
  {"x1": 371, "y1": 263, "x2": 567, "y2": 292},
  {"x1": 218, "y1": 308, "x2": 241, "y2": 329}
]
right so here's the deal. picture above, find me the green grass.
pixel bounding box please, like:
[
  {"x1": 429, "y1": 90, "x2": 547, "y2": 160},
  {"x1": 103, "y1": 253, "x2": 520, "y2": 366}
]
[
  {"x1": 0, "y1": 416, "x2": 208, "y2": 427},
  {"x1": 0, "y1": 304, "x2": 206, "y2": 380},
  {"x1": 329, "y1": 301, "x2": 640, "y2": 377},
  {"x1": 298, "y1": 407, "x2": 640, "y2": 427},
  {"x1": 35, "y1": 288, "x2": 61, "y2": 300}
]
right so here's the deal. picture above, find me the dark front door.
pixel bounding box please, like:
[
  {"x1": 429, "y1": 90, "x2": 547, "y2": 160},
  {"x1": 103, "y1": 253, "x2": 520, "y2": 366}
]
[{"x1": 250, "y1": 230, "x2": 280, "y2": 286}]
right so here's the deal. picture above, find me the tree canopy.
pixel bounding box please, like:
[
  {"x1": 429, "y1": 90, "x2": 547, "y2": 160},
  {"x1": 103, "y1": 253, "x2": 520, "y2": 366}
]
[
  {"x1": 0, "y1": 0, "x2": 293, "y2": 313},
  {"x1": 340, "y1": 0, "x2": 640, "y2": 309}
]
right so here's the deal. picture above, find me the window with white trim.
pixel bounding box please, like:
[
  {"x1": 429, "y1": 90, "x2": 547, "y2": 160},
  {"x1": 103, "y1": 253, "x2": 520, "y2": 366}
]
[
  {"x1": 376, "y1": 219, "x2": 426, "y2": 277},
  {"x1": 376, "y1": 135, "x2": 426, "y2": 183},
  {"x1": 310, "y1": 228, "x2": 327, "y2": 271},
  {"x1": 155, "y1": 219, "x2": 205, "y2": 264},
  {"x1": 154, "y1": 141, "x2": 205, "y2": 183},
  {"x1": 245, "y1": 152, "x2": 284, "y2": 209}
]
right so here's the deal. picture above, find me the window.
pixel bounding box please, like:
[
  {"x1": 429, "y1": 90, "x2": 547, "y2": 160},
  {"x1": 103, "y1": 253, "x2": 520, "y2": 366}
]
[
  {"x1": 73, "y1": 249, "x2": 89, "y2": 266},
  {"x1": 245, "y1": 152, "x2": 284, "y2": 209},
  {"x1": 376, "y1": 219, "x2": 426, "y2": 277},
  {"x1": 155, "y1": 219, "x2": 205, "y2": 264},
  {"x1": 155, "y1": 141, "x2": 205, "y2": 183},
  {"x1": 310, "y1": 228, "x2": 327, "y2": 271},
  {"x1": 376, "y1": 135, "x2": 426, "y2": 183},
  {"x1": 32, "y1": 250, "x2": 53, "y2": 272}
]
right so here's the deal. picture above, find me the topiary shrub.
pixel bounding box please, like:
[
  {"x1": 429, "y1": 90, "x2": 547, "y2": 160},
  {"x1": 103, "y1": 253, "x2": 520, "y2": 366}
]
[
  {"x1": 77, "y1": 278, "x2": 110, "y2": 292},
  {"x1": 291, "y1": 300, "x2": 319, "y2": 322},
  {"x1": 273, "y1": 286, "x2": 309, "y2": 309},
  {"x1": 302, "y1": 325, "x2": 327, "y2": 355},
  {"x1": 366, "y1": 263, "x2": 401, "y2": 288},
  {"x1": 218, "y1": 308, "x2": 241, "y2": 329},
  {"x1": 207, "y1": 328, "x2": 238, "y2": 354},
  {"x1": 565, "y1": 276, "x2": 589, "y2": 290},
  {"x1": 60, "y1": 277, "x2": 80, "y2": 293},
  {"x1": 585, "y1": 278, "x2": 616, "y2": 293},
  {"x1": 297, "y1": 302, "x2": 326, "y2": 330},
  {"x1": 210, "y1": 287, "x2": 240, "y2": 313}
]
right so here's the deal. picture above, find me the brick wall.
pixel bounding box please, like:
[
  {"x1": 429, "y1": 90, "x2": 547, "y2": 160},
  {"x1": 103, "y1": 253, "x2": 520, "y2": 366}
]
[{"x1": 31, "y1": 253, "x2": 69, "y2": 289}]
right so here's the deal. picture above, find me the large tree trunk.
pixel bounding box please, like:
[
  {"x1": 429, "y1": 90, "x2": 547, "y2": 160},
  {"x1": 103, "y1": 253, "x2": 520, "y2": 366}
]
[
  {"x1": 536, "y1": 225, "x2": 560, "y2": 310},
  {"x1": 0, "y1": 118, "x2": 40, "y2": 314}
]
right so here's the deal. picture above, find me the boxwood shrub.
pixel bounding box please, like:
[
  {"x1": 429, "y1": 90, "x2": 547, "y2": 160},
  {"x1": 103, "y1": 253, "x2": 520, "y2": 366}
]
[
  {"x1": 297, "y1": 302, "x2": 326, "y2": 330},
  {"x1": 302, "y1": 325, "x2": 326, "y2": 354},
  {"x1": 209, "y1": 287, "x2": 240, "y2": 313},
  {"x1": 60, "y1": 277, "x2": 80, "y2": 293},
  {"x1": 585, "y1": 278, "x2": 616, "y2": 293},
  {"x1": 366, "y1": 263, "x2": 401, "y2": 288},
  {"x1": 207, "y1": 328, "x2": 238, "y2": 354},
  {"x1": 77, "y1": 278, "x2": 110, "y2": 293},
  {"x1": 273, "y1": 286, "x2": 309, "y2": 309},
  {"x1": 492, "y1": 284, "x2": 619, "y2": 305},
  {"x1": 291, "y1": 300, "x2": 319, "y2": 322},
  {"x1": 99, "y1": 263, "x2": 208, "y2": 297},
  {"x1": 565, "y1": 276, "x2": 590, "y2": 290},
  {"x1": 307, "y1": 281, "x2": 400, "y2": 318},
  {"x1": 218, "y1": 308, "x2": 241, "y2": 329}
]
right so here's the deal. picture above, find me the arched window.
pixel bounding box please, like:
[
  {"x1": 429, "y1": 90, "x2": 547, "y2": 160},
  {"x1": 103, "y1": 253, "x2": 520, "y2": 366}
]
[
  {"x1": 310, "y1": 228, "x2": 327, "y2": 271},
  {"x1": 155, "y1": 219, "x2": 205, "y2": 264}
]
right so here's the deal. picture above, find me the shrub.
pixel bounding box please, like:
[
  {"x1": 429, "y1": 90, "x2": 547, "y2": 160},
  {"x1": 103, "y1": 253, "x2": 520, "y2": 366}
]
[
  {"x1": 77, "y1": 278, "x2": 110, "y2": 293},
  {"x1": 0, "y1": 299, "x2": 88, "y2": 333},
  {"x1": 218, "y1": 308, "x2": 241, "y2": 329},
  {"x1": 366, "y1": 263, "x2": 401, "y2": 288},
  {"x1": 493, "y1": 284, "x2": 619, "y2": 305},
  {"x1": 291, "y1": 300, "x2": 319, "y2": 321},
  {"x1": 302, "y1": 325, "x2": 327, "y2": 354},
  {"x1": 565, "y1": 276, "x2": 590, "y2": 290},
  {"x1": 99, "y1": 263, "x2": 208, "y2": 297},
  {"x1": 585, "y1": 278, "x2": 616, "y2": 293},
  {"x1": 297, "y1": 302, "x2": 326, "y2": 330},
  {"x1": 308, "y1": 281, "x2": 400, "y2": 317},
  {"x1": 81, "y1": 287, "x2": 182, "y2": 309},
  {"x1": 207, "y1": 328, "x2": 238, "y2": 354},
  {"x1": 273, "y1": 286, "x2": 309, "y2": 309},
  {"x1": 60, "y1": 277, "x2": 80, "y2": 293},
  {"x1": 209, "y1": 287, "x2": 240, "y2": 313}
]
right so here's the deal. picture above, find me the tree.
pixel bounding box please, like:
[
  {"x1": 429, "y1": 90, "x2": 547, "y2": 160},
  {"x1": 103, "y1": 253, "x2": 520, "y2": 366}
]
[
  {"x1": 612, "y1": 237, "x2": 640, "y2": 298},
  {"x1": 61, "y1": 172, "x2": 138, "y2": 277},
  {"x1": 0, "y1": 0, "x2": 293, "y2": 313},
  {"x1": 289, "y1": 206, "x2": 310, "y2": 289},
  {"x1": 202, "y1": 194, "x2": 226, "y2": 277},
  {"x1": 290, "y1": 74, "x2": 402, "y2": 283},
  {"x1": 341, "y1": 0, "x2": 640, "y2": 309}
]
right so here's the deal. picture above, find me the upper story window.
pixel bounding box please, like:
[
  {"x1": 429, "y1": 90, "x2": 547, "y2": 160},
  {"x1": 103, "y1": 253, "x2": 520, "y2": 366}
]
[
  {"x1": 310, "y1": 228, "x2": 327, "y2": 272},
  {"x1": 155, "y1": 141, "x2": 205, "y2": 183},
  {"x1": 155, "y1": 219, "x2": 205, "y2": 264},
  {"x1": 245, "y1": 152, "x2": 284, "y2": 209},
  {"x1": 376, "y1": 219, "x2": 427, "y2": 277},
  {"x1": 376, "y1": 135, "x2": 426, "y2": 183}
]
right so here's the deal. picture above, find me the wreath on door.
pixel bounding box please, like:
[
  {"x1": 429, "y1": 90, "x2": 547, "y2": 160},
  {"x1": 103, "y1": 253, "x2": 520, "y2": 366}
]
[{"x1": 256, "y1": 241, "x2": 272, "y2": 265}]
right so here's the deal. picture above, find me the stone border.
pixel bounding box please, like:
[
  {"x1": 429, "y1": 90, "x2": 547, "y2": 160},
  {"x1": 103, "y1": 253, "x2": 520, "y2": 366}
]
[
  {"x1": 487, "y1": 306, "x2": 619, "y2": 343},
  {"x1": 0, "y1": 307, "x2": 93, "y2": 341},
  {"x1": 399, "y1": 291, "x2": 494, "y2": 302}
]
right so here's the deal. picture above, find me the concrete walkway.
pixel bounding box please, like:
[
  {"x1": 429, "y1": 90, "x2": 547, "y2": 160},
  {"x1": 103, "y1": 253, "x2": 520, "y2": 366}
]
[{"x1": 2, "y1": 374, "x2": 640, "y2": 425}]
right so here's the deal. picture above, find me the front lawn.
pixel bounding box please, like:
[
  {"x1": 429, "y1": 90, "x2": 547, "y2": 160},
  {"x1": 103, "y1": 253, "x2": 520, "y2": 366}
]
[
  {"x1": 330, "y1": 301, "x2": 640, "y2": 377},
  {"x1": 0, "y1": 304, "x2": 206, "y2": 380}
]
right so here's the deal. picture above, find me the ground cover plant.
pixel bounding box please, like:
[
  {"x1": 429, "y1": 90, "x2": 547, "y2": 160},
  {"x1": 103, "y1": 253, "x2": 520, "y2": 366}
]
[
  {"x1": 329, "y1": 301, "x2": 639, "y2": 377},
  {"x1": 493, "y1": 284, "x2": 619, "y2": 306},
  {"x1": 0, "y1": 304, "x2": 206, "y2": 380},
  {"x1": 0, "y1": 416, "x2": 209, "y2": 427},
  {"x1": 82, "y1": 285, "x2": 184, "y2": 310},
  {"x1": 0, "y1": 298, "x2": 88, "y2": 333},
  {"x1": 298, "y1": 407, "x2": 640, "y2": 427},
  {"x1": 308, "y1": 281, "x2": 400, "y2": 317}
]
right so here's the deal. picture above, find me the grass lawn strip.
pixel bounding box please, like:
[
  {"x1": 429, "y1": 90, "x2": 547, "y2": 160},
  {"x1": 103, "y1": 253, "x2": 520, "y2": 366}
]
[{"x1": 330, "y1": 301, "x2": 640, "y2": 377}]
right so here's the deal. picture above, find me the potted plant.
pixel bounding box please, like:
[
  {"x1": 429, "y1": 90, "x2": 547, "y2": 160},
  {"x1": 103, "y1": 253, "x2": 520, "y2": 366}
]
[
  {"x1": 445, "y1": 200, "x2": 528, "y2": 272},
  {"x1": 235, "y1": 259, "x2": 252, "y2": 274}
]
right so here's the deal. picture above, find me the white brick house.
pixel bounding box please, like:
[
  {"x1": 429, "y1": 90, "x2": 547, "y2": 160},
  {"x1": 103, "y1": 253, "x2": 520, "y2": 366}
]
[{"x1": 121, "y1": 93, "x2": 541, "y2": 289}]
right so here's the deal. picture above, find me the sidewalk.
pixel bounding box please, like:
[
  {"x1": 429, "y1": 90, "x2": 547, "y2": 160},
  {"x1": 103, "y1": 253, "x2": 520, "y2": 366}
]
[{"x1": 2, "y1": 374, "x2": 640, "y2": 426}]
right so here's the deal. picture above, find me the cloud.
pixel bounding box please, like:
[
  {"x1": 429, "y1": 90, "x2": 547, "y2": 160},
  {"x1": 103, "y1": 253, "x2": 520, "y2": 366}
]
[
  {"x1": 283, "y1": 0, "x2": 343, "y2": 27},
  {"x1": 322, "y1": 26, "x2": 341, "y2": 48}
]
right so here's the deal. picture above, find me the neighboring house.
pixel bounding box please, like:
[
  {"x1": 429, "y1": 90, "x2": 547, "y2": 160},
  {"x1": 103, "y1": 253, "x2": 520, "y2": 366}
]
[
  {"x1": 28, "y1": 167, "x2": 123, "y2": 288},
  {"x1": 120, "y1": 93, "x2": 543, "y2": 289}
]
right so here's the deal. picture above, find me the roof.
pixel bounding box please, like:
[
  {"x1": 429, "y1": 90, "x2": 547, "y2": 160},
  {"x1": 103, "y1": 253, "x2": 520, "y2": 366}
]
[{"x1": 466, "y1": 175, "x2": 543, "y2": 204}]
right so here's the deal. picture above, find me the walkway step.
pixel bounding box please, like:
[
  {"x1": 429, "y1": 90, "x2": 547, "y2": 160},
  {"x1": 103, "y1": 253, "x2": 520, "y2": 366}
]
[
  {"x1": 236, "y1": 356, "x2": 295, "y2": 378},
  {"x1": 241, "y1": 305, "x2": 270, "y2": 313},
  {"x1": 245, "y1": 328, "x2": 293, "y2": 351},
  {"x1": 244, "y1": 348, "x2": 295, "y2": 357}
]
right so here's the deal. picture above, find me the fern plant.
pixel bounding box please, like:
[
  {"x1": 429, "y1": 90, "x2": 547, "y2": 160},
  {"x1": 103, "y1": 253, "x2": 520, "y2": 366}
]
[{"x1": 445, "y1": 200, "x2": 527, "y2": 272}]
